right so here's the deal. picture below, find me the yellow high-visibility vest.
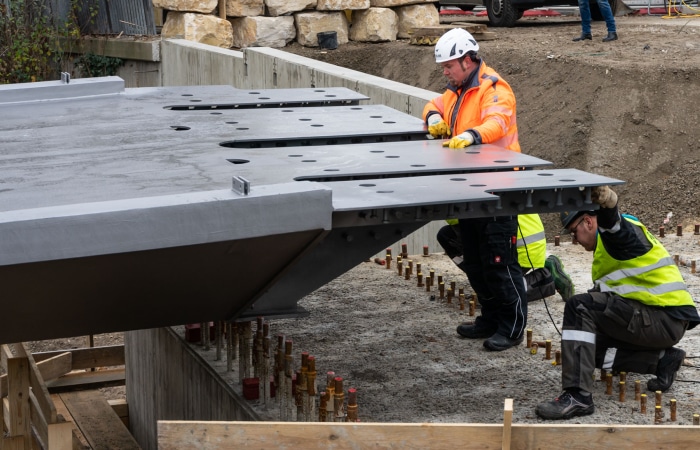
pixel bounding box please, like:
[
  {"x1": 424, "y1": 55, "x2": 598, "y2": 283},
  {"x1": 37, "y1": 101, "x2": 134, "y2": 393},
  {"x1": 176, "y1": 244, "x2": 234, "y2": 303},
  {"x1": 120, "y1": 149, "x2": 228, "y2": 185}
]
[{"x1": 592, "y1": 216, "x2": 694, "y2": 307}]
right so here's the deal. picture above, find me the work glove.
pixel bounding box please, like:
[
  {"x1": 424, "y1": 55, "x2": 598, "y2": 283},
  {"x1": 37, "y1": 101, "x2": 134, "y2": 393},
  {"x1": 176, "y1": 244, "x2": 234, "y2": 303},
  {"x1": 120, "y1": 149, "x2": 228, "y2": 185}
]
[
  {"x1": 442, "y1": 131, "x2": 475, "y2": 149},
  {"x1": 591, "y1": 185, "x2": 618, "y2": 208},
  {"x1": 427, "y1": 114, "x2": 450, "y2": 138}
]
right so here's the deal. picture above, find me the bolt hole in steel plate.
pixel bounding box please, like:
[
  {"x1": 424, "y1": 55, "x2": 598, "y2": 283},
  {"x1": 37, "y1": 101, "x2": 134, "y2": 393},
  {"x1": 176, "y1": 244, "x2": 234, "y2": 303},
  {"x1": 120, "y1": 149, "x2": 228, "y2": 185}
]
[
  {"x1": 300, "y1": 118, "x2": 311, "y2": 121},
  {"x1": 181, "y1": 94, "x2": 193, "y2": 96},
  {"x1": 226, "y1": 121, "x2": 239, "y2": 124},
  {"x1": 559, "y1": 179, "x2": 576, "y2": 182},
  {"x1": 411, "y1": 164, "x2": 426, "y2": 167},
  {"x1": 170, "y1": 126, "x2": 190, "y2": 131},
  {"x1": 210, "y1": 112, "x2": 222, "y2": 115},
  {"x1": 377, "y1": 190, "x2": 394, "y2": 194},
  {"x1": 325, "y1": 95, "x2": 337, "y2": 98},
  {"x1": 383, "y1": 121, "x2": 396, "y2": 124},
  {"x1": 359, "y1": 184, "x2": 376, "y2": 187},
  {"x1": 248, "y1": 91, "x2": 260, "y2": 94},
  {"x1": 385, "y1": 156, "x2": 399, "y2": 158},
  {"x1": 537, "y1": 173, "x2": 554, "y2": 176},
  {"x1": 324, "y1": 169, "x2": 340, "y2": 172},
  {"x1": 190, "y1": 99, "x2": 202, "y2": 102},
  {"x1": 450, "y1": 178, "x2": 467, "y2": 181},
  {"x1": 311, "y1": 124, "x2": 324, "y2": 127},
  {"x1": 370, "y1": 150, "x2": 384, "y2": 153},
  {"x1": 288, "y1": 155, "x2": 303, "y2": 157},
  {"x1": 227, "y1": 159, "x2": 250, "y2": 165},
  {"x1": 258, "y1": 97, "x2": 270, "y2": 100},
  {"x1": 302, "y1": 160, "x2": 317, "y2": 163},
  {"x1": 282, "y1": 110, "x2": 293, "y2": 112}
]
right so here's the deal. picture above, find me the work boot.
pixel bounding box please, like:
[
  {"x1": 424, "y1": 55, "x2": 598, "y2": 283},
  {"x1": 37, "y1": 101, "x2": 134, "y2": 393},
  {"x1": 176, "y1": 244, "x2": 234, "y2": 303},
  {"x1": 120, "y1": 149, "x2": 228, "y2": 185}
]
[
  {"x1": 456, "y1": 323, "x2": 495, "y2": 339},
  {"x1": 648, "y1": 347, "x2": 686, "y2": 392},
  {"x1": 602, "y1": 32, "x2": 618, "y2": 42},
  {"x1": 483, "y1": 332, "x2": 523, "y2": 351},
  {"x1": 572, "y1": 33, "x2": 592, "y2": 42},
  {"x1": 545, "y1": 255, "x2": 575, "y2": 301},
  {"x1": 536, "y1": 389, "x2": 595, "y2": 420}
]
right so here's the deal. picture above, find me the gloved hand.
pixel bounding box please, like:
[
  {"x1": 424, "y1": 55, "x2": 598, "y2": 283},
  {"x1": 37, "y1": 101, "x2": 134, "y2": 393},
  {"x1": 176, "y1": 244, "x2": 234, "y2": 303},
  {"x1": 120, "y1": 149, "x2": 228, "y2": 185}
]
[
  {"x1": 442, "y1": 131, "x2": 475, "y2": 149},
  {"x1": 591, "y1": 185, "x2": 618, "y2": 208},
  {"x1": 427, "y1": 114, "x2": 450, "y2": 138}
]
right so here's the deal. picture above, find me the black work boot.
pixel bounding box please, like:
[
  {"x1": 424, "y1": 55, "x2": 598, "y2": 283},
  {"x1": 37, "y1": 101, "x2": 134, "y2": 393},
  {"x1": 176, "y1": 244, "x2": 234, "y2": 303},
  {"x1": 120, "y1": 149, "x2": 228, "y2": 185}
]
[
  {"x1": 572, "y1": 33, "x2": 592, "y2": 42},
  {"x1": 602, "y1": 32, "x2": 618, "y2": 42},
  {"x1": 483, "y1": 332, "x2": 524, "y2": 351},
  {"x1": 647, "y1": 347, "x2": 686, "y2": 392},
  {"x1": 456, "y1": 323, "x2": 495, "y2": 339},
  {"x1": 536, "y1": 389, "x2": 595, "y2": 420}
]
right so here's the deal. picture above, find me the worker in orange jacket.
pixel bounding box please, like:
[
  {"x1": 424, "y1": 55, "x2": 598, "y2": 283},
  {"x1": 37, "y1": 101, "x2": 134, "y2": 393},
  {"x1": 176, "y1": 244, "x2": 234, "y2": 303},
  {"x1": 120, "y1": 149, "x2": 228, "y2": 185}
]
[
  {"x1": 423, "y1": 29, "x2": 519, "y2": 152},
  {"x1": 423, "y1": 28, "x2": 526, "y2": 351}
]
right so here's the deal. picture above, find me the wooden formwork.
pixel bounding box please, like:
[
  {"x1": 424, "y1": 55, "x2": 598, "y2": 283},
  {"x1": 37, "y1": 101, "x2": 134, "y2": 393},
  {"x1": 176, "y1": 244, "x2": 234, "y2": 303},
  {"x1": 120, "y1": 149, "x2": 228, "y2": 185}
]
[
  {"x1": 1, "y1": 344, "x2": 135, "y2": 450},
  {"x1": 1, "y1": 343, "x2": 73, "y2": 450},
  {"x1": 157, "y1": 398, "x2": 700, "y2": 449}
]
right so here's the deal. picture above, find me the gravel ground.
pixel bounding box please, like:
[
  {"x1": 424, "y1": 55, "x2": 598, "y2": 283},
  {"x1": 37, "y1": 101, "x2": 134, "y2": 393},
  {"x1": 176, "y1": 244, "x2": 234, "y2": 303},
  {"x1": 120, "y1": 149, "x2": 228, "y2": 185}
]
[{"x1": 183, "y1": 228, "x2": 700, "y2": 426}]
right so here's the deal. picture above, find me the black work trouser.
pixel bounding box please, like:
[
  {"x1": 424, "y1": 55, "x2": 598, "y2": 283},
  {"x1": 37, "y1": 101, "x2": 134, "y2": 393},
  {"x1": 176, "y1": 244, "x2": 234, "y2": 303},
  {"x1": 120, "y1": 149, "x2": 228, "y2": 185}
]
[
  {"x1": 438, "y1": 217, "x2": 526, "y2": 339},
  {"x1": 562, "y1": 292, "x2": 687, "y2": 393}
]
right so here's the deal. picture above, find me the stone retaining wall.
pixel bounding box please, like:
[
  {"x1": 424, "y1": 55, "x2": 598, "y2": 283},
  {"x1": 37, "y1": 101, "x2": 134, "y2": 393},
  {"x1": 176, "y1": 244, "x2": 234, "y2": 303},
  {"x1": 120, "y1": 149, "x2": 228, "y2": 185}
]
[{"x1": 155, "y1": 0, "x2": 439, "y2": 48}]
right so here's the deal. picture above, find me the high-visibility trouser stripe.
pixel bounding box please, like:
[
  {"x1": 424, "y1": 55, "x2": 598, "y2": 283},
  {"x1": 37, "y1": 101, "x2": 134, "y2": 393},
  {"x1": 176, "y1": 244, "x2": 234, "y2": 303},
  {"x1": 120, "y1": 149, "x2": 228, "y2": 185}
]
[
  {"x1": 562, "y1": 329, "x2": 596, "y2": 344},
  {"x1": 602, "y1": 348, "x2": 617, "y2": 370}
]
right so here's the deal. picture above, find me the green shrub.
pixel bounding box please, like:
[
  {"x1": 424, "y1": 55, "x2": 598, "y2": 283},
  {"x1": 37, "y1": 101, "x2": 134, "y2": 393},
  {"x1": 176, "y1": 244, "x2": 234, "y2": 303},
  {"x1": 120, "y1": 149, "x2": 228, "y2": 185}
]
[{"x1": 0, "y1": 0, "x2": 80, "y2": 83}]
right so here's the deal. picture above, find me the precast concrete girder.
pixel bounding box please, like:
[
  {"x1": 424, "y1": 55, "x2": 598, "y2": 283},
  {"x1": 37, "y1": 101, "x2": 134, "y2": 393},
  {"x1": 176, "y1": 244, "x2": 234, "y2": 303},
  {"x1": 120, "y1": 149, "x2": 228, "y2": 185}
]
[{"x1": 0, "y1": 77, "x2": 624, "y2": 343}]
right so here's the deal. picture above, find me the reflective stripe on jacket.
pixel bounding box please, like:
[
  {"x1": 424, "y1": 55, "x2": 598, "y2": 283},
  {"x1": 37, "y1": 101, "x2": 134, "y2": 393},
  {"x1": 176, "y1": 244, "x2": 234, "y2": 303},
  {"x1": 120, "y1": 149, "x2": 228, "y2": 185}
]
[
  {"x1": 517, "y1": 214, "x2": 546, "y2": 269},
  {"x1": 592, "y1": 216, "x2": 694, "y2": 307},
  {"x1": 422, "y1": 60, "x2": 520, "y2": 152}
]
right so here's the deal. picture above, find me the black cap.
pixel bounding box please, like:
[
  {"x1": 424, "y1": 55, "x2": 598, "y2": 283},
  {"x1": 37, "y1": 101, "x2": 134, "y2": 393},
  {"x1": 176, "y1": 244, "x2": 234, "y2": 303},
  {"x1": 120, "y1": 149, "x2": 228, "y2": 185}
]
[{"x1": 560, "y1": 210, "x2": 595, "y2": 232}]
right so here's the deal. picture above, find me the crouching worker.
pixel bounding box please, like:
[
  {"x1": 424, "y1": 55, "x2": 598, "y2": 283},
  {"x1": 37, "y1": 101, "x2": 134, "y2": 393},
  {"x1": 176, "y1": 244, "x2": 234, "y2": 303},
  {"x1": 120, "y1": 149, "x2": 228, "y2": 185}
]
[{"x1": 536, "y1": 186, "x2": 700, "y2": 420}]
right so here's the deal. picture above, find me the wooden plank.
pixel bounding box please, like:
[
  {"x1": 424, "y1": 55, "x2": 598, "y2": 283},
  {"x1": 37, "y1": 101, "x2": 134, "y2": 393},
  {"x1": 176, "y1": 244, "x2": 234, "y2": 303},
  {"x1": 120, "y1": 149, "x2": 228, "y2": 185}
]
[
  {"x1": 46, "y1": 368, "x2": 125, "y2": 393},
  {"x1": 108, "y1": 399, "x2": 130, "y2": 428},
  {"x1": 1, "y1": 435, "x2": 26, "y2": 450},
  {"x1": 157, "y1": 421, "x2": 700, "y2": 450},
  {"x1": 33, "y1": 345, "x2": 124, "y2": 371},
  {"x1": 20, "y1": 343, "x2": 57, "y2": 425},
  {"x1": 502, "y1": 399, "x2": 513, "y2": 450},
  {"x1": 1, "y1": 353, "x2": 71, "y2": 398},
  {"x1": 411, "y1": 23, "x2": 488, "y2": 36},
  {"x1": 48, "y1": 422, "x2": 74, "y2": 450},
  {"x1": 158, "y1": 422, "x2": 503, "y2": 449},
  {"x1": 60, "y1": 391, "x2": 141, "y2": 450},
  {"x1": 36, "y1": 352, "x2": 73, "y2": 382},
  {"x1": 29, "y1": 391, "x2": 49, "y2": 449},
  {"x1": 6, "y1": 357, "x2": 31, "y2": 441},
  {"x1": 51, "y1": 394, "x2": 90, "y2": 450}
]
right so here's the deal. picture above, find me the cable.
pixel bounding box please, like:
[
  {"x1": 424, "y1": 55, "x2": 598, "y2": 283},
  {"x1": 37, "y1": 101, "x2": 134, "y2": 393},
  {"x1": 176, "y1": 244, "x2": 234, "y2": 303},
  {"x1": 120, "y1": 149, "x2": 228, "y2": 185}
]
[{"x1": 519, "y1": 223, "x2": 562, "y2": 336}]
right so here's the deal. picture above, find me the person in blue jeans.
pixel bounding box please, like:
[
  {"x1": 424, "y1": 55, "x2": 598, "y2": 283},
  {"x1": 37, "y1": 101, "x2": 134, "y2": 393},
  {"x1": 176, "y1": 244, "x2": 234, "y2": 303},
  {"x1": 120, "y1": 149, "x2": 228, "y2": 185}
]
[{"x1": 573, "y1": 0, "x2": 618, "y2": 42}]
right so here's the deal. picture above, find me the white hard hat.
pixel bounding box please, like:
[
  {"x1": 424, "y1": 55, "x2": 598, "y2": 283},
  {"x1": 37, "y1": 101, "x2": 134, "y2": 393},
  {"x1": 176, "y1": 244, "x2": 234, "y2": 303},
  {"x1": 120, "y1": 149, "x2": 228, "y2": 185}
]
[{"x1": 434, "y1": 28, "x2": 479, "y2": 64}]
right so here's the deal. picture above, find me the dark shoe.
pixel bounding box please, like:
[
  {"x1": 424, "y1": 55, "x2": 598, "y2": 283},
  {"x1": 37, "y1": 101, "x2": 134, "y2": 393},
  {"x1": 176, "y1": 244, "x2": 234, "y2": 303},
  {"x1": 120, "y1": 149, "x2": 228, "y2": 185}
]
[
  {"x1": 535, "y1": 390, "x2": 595, "y2": 420},
  {"x1": 648, "y1": 347, "x2": 685, "y2": 392},
  {"x1": 483, "y1": 332, "x2": 524, "y2": 351},
  {"x1": 545, "y1": 255, "x2": 574, "y2": 301},
  {"x1": 572, "y1": 33, "x2": 592, "y2": 42},
  {"x1": 602, "y1": 32, "x2": 618, "y2": 42},
  {"x1": 456, "y1": 323, "x2": 495, "y2": 339}
]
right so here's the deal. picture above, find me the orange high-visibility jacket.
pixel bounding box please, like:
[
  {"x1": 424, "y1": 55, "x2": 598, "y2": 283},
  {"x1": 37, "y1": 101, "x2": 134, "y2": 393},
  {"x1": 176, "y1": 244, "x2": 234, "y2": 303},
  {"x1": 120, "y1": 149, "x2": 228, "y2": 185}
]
[{"x1": 423, "y1": 60, "x2": 520, "y2": 152}]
